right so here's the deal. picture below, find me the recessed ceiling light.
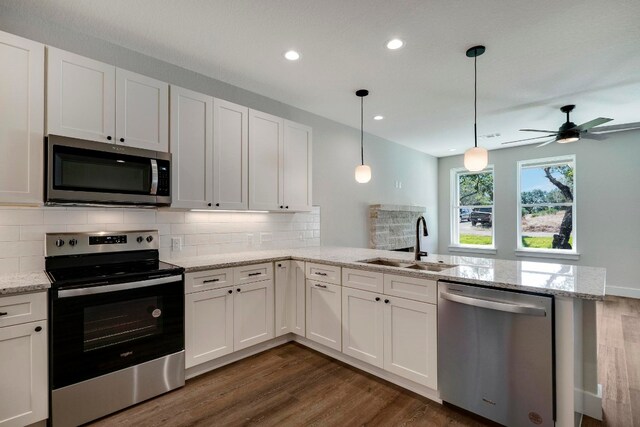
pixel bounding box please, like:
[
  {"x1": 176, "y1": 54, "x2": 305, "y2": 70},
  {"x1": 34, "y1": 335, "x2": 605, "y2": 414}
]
[
  {"x1": 284, "y1": 50, "x2": 300, "y2": 61},
  {"x1": 373, "y1": 115, "x2": 384, "y2": 121},
  {"x1": 448, "y1": 148, "x2": 457, "y2": 152},
  {"x1": 386, "y1": 39, "x2": 405, "y2": 50}
]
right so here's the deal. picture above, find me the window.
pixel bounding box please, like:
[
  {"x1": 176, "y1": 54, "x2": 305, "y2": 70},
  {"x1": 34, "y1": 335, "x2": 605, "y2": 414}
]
[
  {"x1": 517, "y1": 156, "x2": 576, "y2": 253},
  {"x1": 451, "y1": 167, "x2": 494, "y2": 248}
]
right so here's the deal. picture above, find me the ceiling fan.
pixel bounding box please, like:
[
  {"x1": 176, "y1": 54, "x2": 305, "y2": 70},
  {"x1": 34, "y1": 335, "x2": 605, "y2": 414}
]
[{"x1": 501, "y1": 105, "x2": 640, "y2": 147}]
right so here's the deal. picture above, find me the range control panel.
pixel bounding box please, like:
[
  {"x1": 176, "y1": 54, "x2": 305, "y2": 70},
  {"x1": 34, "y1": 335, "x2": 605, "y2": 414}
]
[{"x1": 45, "y1": 230, "x2": 158, "y2": 257}]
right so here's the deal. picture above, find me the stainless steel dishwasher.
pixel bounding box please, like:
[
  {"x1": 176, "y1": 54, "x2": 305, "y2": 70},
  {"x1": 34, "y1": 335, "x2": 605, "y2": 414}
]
[{"x1": 438, "y1": 281, "x2": 554, "y2": 426}]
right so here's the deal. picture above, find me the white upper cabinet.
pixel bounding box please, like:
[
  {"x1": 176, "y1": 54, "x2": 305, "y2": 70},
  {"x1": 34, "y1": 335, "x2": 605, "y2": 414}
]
[
  {"x1": 170, "y1": 86, "x2": 213, "y2": 209},
  {"x1": 47, "y1": 47, "x2": 169, "y2": 151},
  {"x1": 47, "y1": 47, "x2": 116, "y2": 143},
  {"x1": 283, "y1": 120, "x2": 312, "y2": 211},
  {"x1": 115, "y1": 68, "x2": 168, "y2": 151},
  {"x1": 0, "y1": 31, "x2": 44, "y2": 205},
  {"x1": 249, "y1": 109, "x2": 283, "y2": 211},
  {"x1": 213, "y1": 98, "x2": 248, "y2": 210}
]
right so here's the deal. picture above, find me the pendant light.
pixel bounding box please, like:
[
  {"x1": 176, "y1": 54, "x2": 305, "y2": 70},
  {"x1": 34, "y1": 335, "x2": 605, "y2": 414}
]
[
  {"x1": 355, "y1": 89, "x2": 372, "y2": 183},
  {"x1": 463, "y1": 45, "x2": 489, "y2": 172}
]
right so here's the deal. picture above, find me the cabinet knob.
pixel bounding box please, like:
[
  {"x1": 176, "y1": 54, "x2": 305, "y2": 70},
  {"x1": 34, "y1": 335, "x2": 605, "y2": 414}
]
[
  {"x1": 384, "y1": 299, "x2": 390, "y2": 304},
  {"x1": 228, "y1": 290, "x2": 233, "y2": 294},
  {"x1": 107, "y1": 136, "x2": 112, "y2": 141},
  {"x1": 119, "y1": 137, "x2": 125, "y2": 142},
  {"x1": 216, "y1": 203, "x2": 220, "y2": 207},
  {"x1": 35, "y1": 326, "x2": 42, "y2": 332},
  {"x1": 237, "y1": 288, "x2": 241, "y2": 292},
  {"x1": 277, "y1": 263, "x2": 282, "y2": 267},
  {"x1": 280, "y1": 206, "x2": 284, "y2": 209},
  {"x1": 375, "y1": 297, "x2": 381, "y2": 302},
  {"x1": 208, "y1": 203, "x2": 212, "y2": 207},
  {"x1": 286, "y1": 206, "x2": 289, "y2": 209}
]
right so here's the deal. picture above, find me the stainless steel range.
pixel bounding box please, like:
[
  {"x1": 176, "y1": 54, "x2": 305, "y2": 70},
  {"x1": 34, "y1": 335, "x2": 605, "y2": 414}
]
[{"x1": 45, "y1": 230, "x2": 185, "y2": 427}]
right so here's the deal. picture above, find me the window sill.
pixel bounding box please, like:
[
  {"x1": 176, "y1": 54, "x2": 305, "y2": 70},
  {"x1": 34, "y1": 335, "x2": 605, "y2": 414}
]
[
  {"x1": 448, "y1": 245, "x2": 497, "y2": 255},
  {"x1": 515, "y1": 249, "x2": 580, "y2": 261}
]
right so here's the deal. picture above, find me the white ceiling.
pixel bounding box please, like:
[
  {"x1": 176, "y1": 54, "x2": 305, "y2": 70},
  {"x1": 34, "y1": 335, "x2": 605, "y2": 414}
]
[{"x1": 5, "y1": 0, "x2": 640, "y2": 156}]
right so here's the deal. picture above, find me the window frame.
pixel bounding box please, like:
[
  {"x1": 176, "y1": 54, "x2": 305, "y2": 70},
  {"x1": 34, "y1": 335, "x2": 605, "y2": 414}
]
[
  {"x1": 516, "y1": 155, "x2": 577, "y2": 257},
  {"x1": 449, "y1": 166, "x2": 496, "y2": 252}
]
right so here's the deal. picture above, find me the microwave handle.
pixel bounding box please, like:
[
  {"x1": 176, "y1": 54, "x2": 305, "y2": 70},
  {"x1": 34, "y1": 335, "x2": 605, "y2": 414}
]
[{"x1": 150, "y1": 159, "x2": 158, "y2": 195}]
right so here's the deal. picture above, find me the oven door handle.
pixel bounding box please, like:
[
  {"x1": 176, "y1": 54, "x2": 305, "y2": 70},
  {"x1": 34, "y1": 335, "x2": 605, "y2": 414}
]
[
  {"x1": 58, "y1": 275, "x2": 181, "y2": 298},
  {"x1": 150, "y1": 159, "x2": 158, "y2": 195}
]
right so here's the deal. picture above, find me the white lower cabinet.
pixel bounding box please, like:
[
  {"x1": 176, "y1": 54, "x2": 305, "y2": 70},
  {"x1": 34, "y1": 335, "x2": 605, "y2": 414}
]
[
  {"x1": 233, "y1": 279, "x2": 274, "y2": 351},
  {"x1": 306, "y1": 280, "x2": 342, "y2": 351},
  {"x1": 342, "y1": 287, "x2": 384, "y2": 368},
  {"x1": 185, "y1": 287, "x2": 234, "y2": 369},
  {"x1": 275, "y1": 260, "x2": 305, "y2": 337},
  {"x1": 0, "y1": 292, "x2": 47, "y2": 427},
  {"x1": 383, "y1": 296, "x2": 437, "y2": 389}
]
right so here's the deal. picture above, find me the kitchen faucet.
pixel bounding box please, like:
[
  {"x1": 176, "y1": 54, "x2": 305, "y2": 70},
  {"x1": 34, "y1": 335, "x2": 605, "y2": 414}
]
[{"x1": 415, "y1": 216, "x2": 429, "y2": 261}]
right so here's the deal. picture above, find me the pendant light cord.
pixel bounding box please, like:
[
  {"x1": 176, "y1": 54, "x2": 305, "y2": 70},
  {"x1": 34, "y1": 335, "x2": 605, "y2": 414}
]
[
  {"x1": 474, "y1": 52, "x2": 478, "y2": 148},
  {"x1": 360, "y1": 96, "x2": 364, "y2": 165}
]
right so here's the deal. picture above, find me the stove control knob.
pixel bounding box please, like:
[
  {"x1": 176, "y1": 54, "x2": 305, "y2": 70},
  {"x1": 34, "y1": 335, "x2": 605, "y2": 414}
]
[
  {"x1": 55, "y1": 239, "x2": 65, "y2": 247},
  {"x1": 136, "y1": 236, "x2": 144, "y2": 243},
  {"x1": 146, "y1": 235, "x2": 154, "y2": 243},
  {"x1": 68, "y1": 238, "x2": 78, "y2": 247}
]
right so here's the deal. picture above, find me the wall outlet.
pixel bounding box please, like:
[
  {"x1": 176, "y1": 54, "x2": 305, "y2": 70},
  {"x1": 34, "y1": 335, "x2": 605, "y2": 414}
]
[
  {"x1": 260, "y1": 232, "x2": 273, "y2": 243},
  {"x1": 171, "y1": 237, "x2": 182, "y2": 252}
]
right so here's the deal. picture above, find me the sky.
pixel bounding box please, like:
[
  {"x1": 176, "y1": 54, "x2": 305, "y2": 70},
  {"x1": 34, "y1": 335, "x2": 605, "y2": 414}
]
[{"x1": 521, "y1": 167, "x2": 563, "y2": 193}]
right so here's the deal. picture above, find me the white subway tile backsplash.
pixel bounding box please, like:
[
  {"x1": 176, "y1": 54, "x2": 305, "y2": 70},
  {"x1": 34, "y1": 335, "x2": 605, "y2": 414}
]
[{"x1": 0, "y1": 206, "x2": 320, "y2": 272}]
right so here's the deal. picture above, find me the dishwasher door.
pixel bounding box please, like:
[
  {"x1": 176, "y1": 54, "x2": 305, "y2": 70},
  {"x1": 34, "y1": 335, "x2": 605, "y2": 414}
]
[{"x1": 438, "y1": 281, "x2": 554, "y2": 426}]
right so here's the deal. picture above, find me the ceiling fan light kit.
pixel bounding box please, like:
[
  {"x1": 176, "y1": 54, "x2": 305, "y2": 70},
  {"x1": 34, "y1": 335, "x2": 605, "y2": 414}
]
[
  {"x1": 463, "y1": 45, "x2": 489, "y2": 172},
  {"x1": 355, "y1": 89, "x2": 372, "y2": 183}
]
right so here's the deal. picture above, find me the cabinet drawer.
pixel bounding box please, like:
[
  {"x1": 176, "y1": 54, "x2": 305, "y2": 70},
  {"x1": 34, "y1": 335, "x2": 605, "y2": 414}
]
[
  {"x1": 234, "y1": 262, "x2": 273, "y2": 285},
  {"x1": 383, "y1": 274, "x2": 437, "y2": 304},
  {"x1": 0, "y1": 291, "x2": 47, "y2": 328},
  {"x1": 342, "y1": 268, "x2": 383, "y2": 293},
  {"x1": 185, "y1": 268, "x2": 233, "y2": 294},
  {"x1": 305, "y1": 262, "x2": 341, "y2": 285}
]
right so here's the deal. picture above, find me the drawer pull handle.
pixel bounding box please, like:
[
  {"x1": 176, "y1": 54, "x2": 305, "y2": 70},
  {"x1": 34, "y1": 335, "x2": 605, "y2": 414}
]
[
  {"x1": 248, "y1": 272, "x2": 262, "y2": 277},
  {"x1": 203, "y1": 279, "x2": 220, "y2": 283},
  {"x1": 314, "y1": 272, "x2": 328, "y2": 276},
  {"x1": 0, "y1": 312, "x2": 7, "y2": 316},
  {"x1": 315, "y1": 284, "x2": 327, "y2": 289}
]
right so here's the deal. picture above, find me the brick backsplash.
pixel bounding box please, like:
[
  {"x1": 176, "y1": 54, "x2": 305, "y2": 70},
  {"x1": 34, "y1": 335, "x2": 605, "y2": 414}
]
[{"x1": 0, "y1": 206, "x2": 321, "y2": 274}]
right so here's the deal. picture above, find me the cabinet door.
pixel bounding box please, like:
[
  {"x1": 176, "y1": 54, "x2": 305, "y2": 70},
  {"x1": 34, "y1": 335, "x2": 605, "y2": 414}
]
[
  {"x1": 248, "y1": 109, "x2": 283, "y2": 211},
  {"x1": 291, "y1": 260, "x2": 306, "y2": 336},
  {"x1": 170, "y1": 86, "x2": 213, "y2": 208},
  {"x1": 0, "y1": 321, "x2": 47, "y2": 426},
  {"x1": 234, "y1": 280, "x2": 274, "y2": 351},
  {"x1": 185, "y1": 288, "x2": 234, "y2": 368},
  {"x1": 47, "y1": 47, "x2": 115, "y2": 143},
  {"x1": 275, "y1": 260, "x2": 306, "y2": 338},
  {"x1": 115, "y1": 68, "x2": 168, "y2": 152},
  {"x1": 306, "y1": 280, "x2": 341, "y2": 351},
  {"x1": 0, "y1": 31, "x2": 44, "y2": 205},
  {"x1": 342, "y1": 287, "x2": 384, "y2": 368},
  {"x1": 383, "y1": 297, "x2": 437, "y2": 389},
  {"x1": 213, "y1": 98, "x2": 248, "y2": 210},
  {"x1": 283, "y1": 120, "x2": 312, "y2": 211}
]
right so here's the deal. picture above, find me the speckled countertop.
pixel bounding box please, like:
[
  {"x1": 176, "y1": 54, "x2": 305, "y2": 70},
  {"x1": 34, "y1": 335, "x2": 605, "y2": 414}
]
[
  {"x1": 167, "y1": 246, "x2": 606, "y2": 300},
  {"x1": 0, "y1": 272, "x2": 51, "y2": 296}
]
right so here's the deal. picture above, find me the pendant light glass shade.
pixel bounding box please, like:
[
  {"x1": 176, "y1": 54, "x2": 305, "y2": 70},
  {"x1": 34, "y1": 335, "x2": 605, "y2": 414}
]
[
  {"x1": 355, "y1": 164, "x2": 372, "y2": 183},
  {"x1": 355, "y1": 89, "x2": 371, "y2": 183},
  {"x1": 463, "y1": 146, "x2": 488, "y2": 171}
]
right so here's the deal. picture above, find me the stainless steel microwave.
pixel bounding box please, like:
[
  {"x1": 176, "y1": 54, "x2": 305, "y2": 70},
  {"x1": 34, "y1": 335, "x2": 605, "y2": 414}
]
[{"x1": 46, "y1": 135, "x2": 171, "y2": 206}]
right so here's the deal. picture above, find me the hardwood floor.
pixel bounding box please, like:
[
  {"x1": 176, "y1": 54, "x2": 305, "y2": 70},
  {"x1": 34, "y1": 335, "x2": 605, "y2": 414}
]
[{"x1": 90, "y1": 296, "x2": 640, "y2": 427}]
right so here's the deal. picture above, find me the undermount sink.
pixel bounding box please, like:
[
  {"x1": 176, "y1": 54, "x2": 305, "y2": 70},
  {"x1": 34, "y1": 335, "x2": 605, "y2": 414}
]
[{"x1": 358, "y1": 258, "x2": 457, "y2": 272}]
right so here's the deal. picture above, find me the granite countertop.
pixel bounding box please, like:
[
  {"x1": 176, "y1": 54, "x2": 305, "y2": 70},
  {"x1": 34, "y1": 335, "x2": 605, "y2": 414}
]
[
  {"x1": 166, "y1": 246, "x2": 606, "y2": 300},
  {"x1": 0, "y1": 272, "x2": 51, "y2": 296}
]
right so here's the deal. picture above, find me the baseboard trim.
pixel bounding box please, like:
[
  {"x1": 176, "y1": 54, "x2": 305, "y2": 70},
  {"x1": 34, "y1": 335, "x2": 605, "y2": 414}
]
[
  {"x1": 606, "y1": 286, "x2": 640, "y2": 299},
  {"x1": 574, "y1": 384, "x2": 603, "y2": 421}
]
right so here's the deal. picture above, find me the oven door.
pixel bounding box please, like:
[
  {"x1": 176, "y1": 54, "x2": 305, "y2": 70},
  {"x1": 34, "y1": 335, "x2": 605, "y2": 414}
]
[
  {"x1": 50, "y1": 274, "x2": 184, "y2": 389},
  {"x1": 46, "y1": 134, "x2": 171, "y2": 205}
]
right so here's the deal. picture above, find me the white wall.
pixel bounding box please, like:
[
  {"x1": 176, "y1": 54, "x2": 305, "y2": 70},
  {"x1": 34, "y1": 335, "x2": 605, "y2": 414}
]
[
  {"x1": 0, "y1": 206, "x2": 320, "y2": 274},
  {"x1": 0, "y1": 6, "x2": 438, "y2": 252},
  {"x1": 437, "y1": 129, "x2": 640, "y2": 297}
]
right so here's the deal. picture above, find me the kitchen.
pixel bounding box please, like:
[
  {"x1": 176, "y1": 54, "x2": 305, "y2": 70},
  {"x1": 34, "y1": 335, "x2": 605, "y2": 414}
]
[{"x1": 0, "y1": 2, "x2": 640, "y2": 425}]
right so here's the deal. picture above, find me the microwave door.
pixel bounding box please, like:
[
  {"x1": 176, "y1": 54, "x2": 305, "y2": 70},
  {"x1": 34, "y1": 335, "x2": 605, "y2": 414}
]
[{"x1": 150, "y1": 159, "x2": 158, "y2": 195}]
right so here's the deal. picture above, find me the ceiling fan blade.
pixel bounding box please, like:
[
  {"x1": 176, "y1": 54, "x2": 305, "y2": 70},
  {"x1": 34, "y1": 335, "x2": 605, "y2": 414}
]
[
  {"x1": 573, "y1": 117, "x2": 613, "y2": 131},
  {"x1": 501, "y1": 134, "x2": 557, "y2": 145},
  {"x1": 581, "y1": 133, "x2": 607, "y2": 141},
  {"x1": 589, "y1": 121, "x2": 640, "y2": 134},
  {"x1": 519, "y1": 129, "x2": 559, "y2": 133},
  {"x1": 537, "y1": 138, "x2": 556, "y2": 147}
]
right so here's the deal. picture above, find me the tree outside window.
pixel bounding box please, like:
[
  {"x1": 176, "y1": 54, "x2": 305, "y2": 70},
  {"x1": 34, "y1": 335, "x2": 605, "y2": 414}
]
[
  {"x1": 518, "y1": 156, "x2": 576, "y2": 252},
  {"x1": 451, "y1": 168, "x2": 495, "y2": 247}
]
